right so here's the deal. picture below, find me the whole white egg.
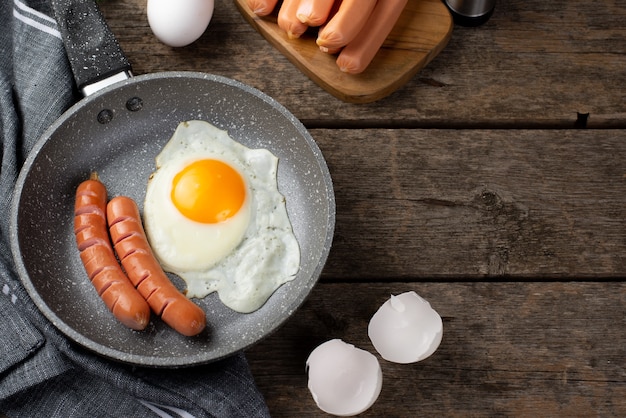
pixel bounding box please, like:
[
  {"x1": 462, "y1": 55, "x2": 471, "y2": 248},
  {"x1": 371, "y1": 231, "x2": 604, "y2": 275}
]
[
  {"x1": 147, "y1": 0, "x2": 214, "y2": 47},
  {"x1": 143, "y1": 120, "x2": 300, "y2": 313}
]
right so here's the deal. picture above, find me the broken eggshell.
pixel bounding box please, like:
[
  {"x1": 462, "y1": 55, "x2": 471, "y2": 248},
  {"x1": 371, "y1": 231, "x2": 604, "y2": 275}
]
[
  {"x1": 368, "y1": 291, "x2": 443, "y2": 364},
  {"x1": 306, "y1": 339, "x2": 383, "y2": 416}
]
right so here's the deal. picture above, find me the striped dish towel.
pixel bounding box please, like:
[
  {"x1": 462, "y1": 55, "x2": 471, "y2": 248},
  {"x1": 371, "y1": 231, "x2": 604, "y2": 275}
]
[{"x1": 0, "y1": 1, "x2": 270, "y2": 417}]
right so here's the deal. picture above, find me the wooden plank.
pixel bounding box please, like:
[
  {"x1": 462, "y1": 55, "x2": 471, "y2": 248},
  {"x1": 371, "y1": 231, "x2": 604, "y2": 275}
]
[
  {"x1": 246, "y1": 281, "x2": 626, "y2": 417},
  {"x1": 99, "y1": 0, "x2": 626, "y2": 127},
  {"x1": 310, "y1": 128, "x2": 626, "y2": 279}
]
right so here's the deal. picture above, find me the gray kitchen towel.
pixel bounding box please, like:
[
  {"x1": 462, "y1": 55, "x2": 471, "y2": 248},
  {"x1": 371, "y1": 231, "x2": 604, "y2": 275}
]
[{"x1": 0, "y1": 1, "x2": 271, "y2": 417}]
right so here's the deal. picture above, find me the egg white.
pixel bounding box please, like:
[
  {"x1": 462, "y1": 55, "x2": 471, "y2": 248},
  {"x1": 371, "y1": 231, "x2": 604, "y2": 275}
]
[{"x1": 144, "y1": 120, "x2": 300, "y2": 313}]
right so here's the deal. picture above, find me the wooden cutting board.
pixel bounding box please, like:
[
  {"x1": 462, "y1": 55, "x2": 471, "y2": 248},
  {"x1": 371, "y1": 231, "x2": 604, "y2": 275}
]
[{"x1": 234, "y1": 0, "x2": 454, "y2": 103}]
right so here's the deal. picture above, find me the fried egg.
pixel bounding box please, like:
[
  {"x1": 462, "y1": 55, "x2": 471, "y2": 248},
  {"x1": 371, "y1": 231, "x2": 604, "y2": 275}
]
[{"x1": 143, "y1": 120, "x2": 300, "y2": 313}]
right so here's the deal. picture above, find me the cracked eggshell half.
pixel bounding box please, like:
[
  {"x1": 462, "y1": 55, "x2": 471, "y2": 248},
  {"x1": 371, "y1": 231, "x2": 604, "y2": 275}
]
[
  {"x1": 306, "y1": 339, "x2": 382, "y2": 416},
  {"x1": 368, "y1": 291, "x2": 443, "y2": 364}
]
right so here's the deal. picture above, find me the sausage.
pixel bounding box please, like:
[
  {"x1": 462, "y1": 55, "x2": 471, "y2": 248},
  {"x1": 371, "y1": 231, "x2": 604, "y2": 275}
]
[
  {"x1": 246, "y1": 0, "x2": 279, "y2": 16},
  {"x1": 106, "y1": 196, "x2": 206, "y2": 337},
  {"x1": 74, "y1": 174, "x2": 150, "y2": 331},
  {"x1": 316, "y1": 0, "x2": 377, "y2": 52},
  {"x1": 335, "y1": 0, "x2": 408, "y2": 74},
  {"x1": 277, "y1": 0, "x2": 308, "y2": 39},
  {"x1": 296, "y1": 0, "x2": 335, "y2": 26}
]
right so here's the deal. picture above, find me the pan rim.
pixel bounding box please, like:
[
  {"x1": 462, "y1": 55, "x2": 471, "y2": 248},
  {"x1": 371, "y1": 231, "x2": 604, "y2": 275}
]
[{"x1": 9, "y1": 71, "x2": 335, "y2": 367}]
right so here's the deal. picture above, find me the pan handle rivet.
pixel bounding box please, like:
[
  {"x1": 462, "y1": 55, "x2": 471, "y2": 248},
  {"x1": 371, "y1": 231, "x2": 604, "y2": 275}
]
[
  {"x1": 97, "y1": 109, "x2": 114, "y2": 124},
  {"x1": 126, "y1": 97, "x2": 144, "y2": 112}
]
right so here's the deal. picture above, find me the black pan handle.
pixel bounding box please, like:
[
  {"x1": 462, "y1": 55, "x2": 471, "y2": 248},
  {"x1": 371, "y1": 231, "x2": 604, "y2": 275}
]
[{"x1": 50, "y1": 0, "x2": 132, "y2": 95}]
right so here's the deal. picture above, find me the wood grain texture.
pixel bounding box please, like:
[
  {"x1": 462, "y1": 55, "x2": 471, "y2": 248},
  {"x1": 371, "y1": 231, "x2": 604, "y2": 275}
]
[
  {"x1": 245, "y1": 127, "x2": 626, "y2": 414},
  {"x1": 247, "y1": 281, "x2": 626, "y2": 417},
  {"x1": 233, "y1": 0, "x2": 453, "y2": 103},
  {"x1": 99, "y1": 0, "x2": 626, "y2": 127},
  {"x1": 312, "y1": 128, "x2": 626, "y2": 279}
]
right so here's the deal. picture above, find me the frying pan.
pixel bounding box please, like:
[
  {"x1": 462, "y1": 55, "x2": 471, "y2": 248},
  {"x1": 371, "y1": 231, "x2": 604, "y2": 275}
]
[{"x1": 9, "y1": 0, "x2": 334, "y2": 367}]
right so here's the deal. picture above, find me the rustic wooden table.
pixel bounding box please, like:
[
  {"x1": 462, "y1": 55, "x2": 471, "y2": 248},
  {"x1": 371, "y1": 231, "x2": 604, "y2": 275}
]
[{"x1": 99, "y1": 0, "x2": 626, "y2": 416}]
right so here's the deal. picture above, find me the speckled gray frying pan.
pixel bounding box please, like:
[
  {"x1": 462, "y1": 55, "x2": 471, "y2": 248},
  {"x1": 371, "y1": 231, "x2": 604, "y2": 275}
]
[{"x1": 9, "y1": 0, "x2": 334, "y2": 367}]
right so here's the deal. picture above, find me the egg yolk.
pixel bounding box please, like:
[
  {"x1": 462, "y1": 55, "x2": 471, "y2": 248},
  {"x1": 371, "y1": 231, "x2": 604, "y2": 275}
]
[{"x1": 171, "y1": 159, "x2": 246, "y2": 223}]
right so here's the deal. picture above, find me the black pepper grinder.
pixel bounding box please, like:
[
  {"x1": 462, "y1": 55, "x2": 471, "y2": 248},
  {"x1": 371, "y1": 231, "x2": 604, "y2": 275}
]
[{"x1": 444, "y1": 0, "x2": 496, "y2": 27}]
